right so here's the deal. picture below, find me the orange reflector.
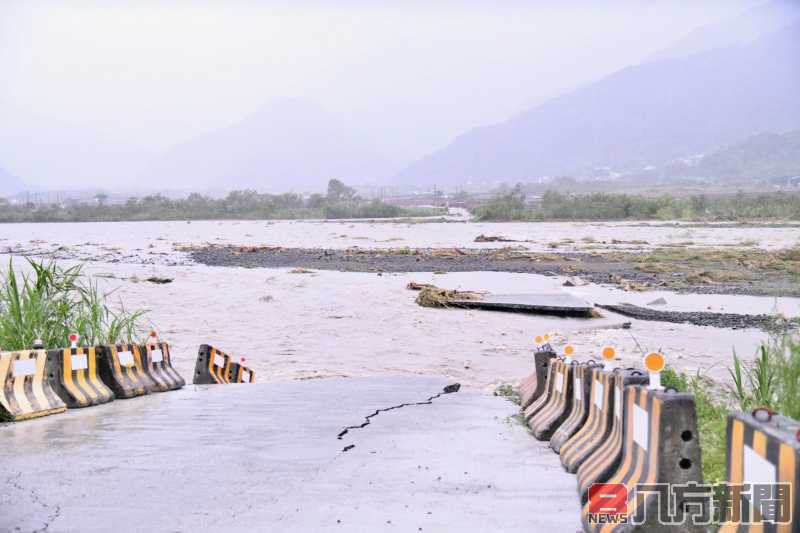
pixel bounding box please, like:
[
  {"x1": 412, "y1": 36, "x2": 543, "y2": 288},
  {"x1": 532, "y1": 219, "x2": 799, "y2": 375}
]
[
  {"x1": 543, "y1": 334, "x2": 550, "y2": 342},
  {"x1": 644, "y1": 352, "x2": 666, "y2": 373},
  {"x1": 564, "y1": 344, "x2": 575, "y2": 356},
  {"x1": 601, "y1": 346, "x2": 616, "y2": 360}
]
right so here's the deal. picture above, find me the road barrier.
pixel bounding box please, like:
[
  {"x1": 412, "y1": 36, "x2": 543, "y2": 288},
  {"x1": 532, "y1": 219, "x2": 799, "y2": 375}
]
[
  {"x1": 519, "y1": 345, "x2": 557, "y2": 409},
  {"x1": 227, "y1": 361, "x2": 256, "y2": 384},
  {"x1": 581, "y1": 385, "x2": 705, "y2": 532},
  {"x1": 719, "y1": 409, "x2": 799, "y2": 531},
  {"x1": 561, "y1": 368, "x2": 612, "y2": 472},
  {"x1": 193, "y1": 344, "x2": 232, "y2": 384},
  {"x1": 550, "y1": 362, "x2": 597, "y2": 453},
  {"x1": 529, "y1": 359, "x2": 574, "y2": 440},
  {"x1": 0, "y1": 349, "x2": 67, "y2": 421},
  {"x1": 522, "y1": 357, "x2": 557, "y2": 422},
  {"x1": 47, "y1": 346, "x2": 115, "y2": 408},
  {"x1": 141, "y1": 342, "x2": 185, "y2": 392},
  {"x1": 97, "y1": 344, "x2": 157, "y2": 398},
  {"x1": 576, "y1": 369, "x2": 648, "y2": 501}
]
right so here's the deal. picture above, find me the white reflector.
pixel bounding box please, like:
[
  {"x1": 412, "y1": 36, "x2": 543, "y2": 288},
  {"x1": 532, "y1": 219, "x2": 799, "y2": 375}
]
[
  {"x1": 118, "y1": 351, "x2": 134, "y2": 367},
  {"x1": 71, "y1": 354, "x2": 88, "y2": 371},
  {"x1": 151, "y1": 349, "x2": 163, "y2": 363},
  {"x1": 12, "y1": 358, "x2": 36, "y2": 377},
  {"x1": 633, "y1": 403, "x2": 649, "y2": 451},
  {"x1": 594, "y1": 381, "x2": 604, "y2": 409}
]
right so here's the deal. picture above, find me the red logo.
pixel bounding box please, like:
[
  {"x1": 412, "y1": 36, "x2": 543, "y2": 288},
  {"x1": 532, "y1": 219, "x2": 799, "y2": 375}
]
[{"x1": 589, "y1": 483, "x2": 628, "y2": 516}]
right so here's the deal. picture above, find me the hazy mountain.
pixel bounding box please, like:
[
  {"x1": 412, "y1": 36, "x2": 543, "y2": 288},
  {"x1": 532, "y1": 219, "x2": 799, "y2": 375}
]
[
  {"x1": 0, "y1": 103, "x2": 151, "y2": 190},
  {"x1": 144, "y1": 98, "x2": 393, "y2": 192},
  {"x1": 0, "y1": 164, "x2": 25, "y2": 195},
  {"x1": 648, "y1": 0, "x2": 800, "y2": 62},
  {"x1": 683, "y1": 130, "x2": 800, "y2": 183},
  {"x1": 397, "y1": 22, "x2": 800, "y2": 186}
]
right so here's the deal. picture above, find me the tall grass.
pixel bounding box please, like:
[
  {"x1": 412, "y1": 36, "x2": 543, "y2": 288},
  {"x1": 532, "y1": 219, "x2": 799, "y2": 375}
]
[
  {"x1": 730, "y1": 333, "x2": 800, "y2": 419},
  {"x1": 0, "y1": 258, "x2": 151, "y2": 350}
]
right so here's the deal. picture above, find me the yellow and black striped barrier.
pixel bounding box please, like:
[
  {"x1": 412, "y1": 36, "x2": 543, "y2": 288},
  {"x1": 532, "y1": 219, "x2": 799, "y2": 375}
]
[
  {"x1": 97, "y1": 344, "x2": 157, "y2": 399},
  {"x1": 576, "y1": 368, "x2": 648, "y2": 502},
  {"x1": 519, "y1": 337, "x2": 557, "y2": 409},
  {"x1": 522, "y1": 357, "x2": 557, "y2": 423},
  {"x1": 529, "y1": 358, "x2": 574, "y2": 440},
  {"x1": 0, "y1": 349, "x2": 67, "y2": 421},
  {"x1": 141, "y1": 341, "x2": 185, "y2": 392},
  {"x1": 550, "y1": 362, "x2": 598, "y2": 453},
  {"x1": 193, "y1": 344, "x2": 233, "y2": 384},
  {"x1": 561, "y1": 368, "x2": 616, "y2": 473},
  {"x1": 719, "y1": 409, "x2": 798, "y2": 531},
  {"x1": 581, "y1": 385, "x2": 705, "y2": 532},
  {"x1": 227, "y1": 361, "x2": 256, "y2": 384},
  {"x1": 46, "y1": 346, "x2": 115, "y2": 408}
]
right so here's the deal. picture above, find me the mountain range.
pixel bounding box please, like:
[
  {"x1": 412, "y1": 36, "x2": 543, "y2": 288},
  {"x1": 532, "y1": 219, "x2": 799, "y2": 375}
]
[
  {"x1": 396, "y1": 19, "x2": 800, "y2": 185},
  {"x1": 142, "y1": 99, "x2": 392, "y2": 192},
  {"x1": 1, "y1": 0, "x2": 799, "y2": 193}
]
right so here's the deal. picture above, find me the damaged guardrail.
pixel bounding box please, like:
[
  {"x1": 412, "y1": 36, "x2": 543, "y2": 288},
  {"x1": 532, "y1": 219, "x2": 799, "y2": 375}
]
[{"x1": 193, "y1": 344, "x2": 254, "y2": 384}]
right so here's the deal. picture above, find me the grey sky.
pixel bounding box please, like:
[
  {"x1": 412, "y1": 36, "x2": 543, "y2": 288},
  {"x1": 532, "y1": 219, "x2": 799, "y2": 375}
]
[{"x1": 1, "y1": 0, "x2": 758, "y2": 166}]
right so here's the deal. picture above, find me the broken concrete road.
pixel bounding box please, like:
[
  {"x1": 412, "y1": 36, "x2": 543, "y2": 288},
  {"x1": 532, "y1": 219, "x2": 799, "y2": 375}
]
[{"x1": 0, "y1": 377, "x2": 580, "y2": 532}]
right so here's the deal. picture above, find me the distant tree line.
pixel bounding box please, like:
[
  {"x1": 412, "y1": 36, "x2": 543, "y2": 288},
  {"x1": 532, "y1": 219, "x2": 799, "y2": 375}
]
[
  {"x1": 471, "y1": 187, "x2": 800, "y2": 221},
  {"x1": 0, "y1": 180, "x2": 442, "y2": 222}
]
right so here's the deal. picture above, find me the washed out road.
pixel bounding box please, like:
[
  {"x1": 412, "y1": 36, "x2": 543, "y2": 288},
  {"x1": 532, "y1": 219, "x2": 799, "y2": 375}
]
[{"x1": 0, "y1": 377, "x2": 580, "y2": 532}]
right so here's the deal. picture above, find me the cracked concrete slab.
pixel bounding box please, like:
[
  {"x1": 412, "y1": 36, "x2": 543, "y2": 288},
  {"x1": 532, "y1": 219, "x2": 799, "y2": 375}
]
[{"x1": 0, "y1": 377, "x2": 581, "y2": 532}]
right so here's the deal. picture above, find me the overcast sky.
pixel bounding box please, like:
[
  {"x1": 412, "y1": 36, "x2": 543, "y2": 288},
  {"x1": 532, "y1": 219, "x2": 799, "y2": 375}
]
[{"x1": 1, "y1": 0, "x2": 758, "y2": 163}]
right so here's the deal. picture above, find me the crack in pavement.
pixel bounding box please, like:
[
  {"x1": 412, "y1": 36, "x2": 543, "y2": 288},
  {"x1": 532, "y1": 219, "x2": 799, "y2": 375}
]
[
  {"x1": 337, "y1": 383, "x2": 461, "y2": 451},
  {"x1": 4, "y1": 472, "x2": 61, "y2": 533}
]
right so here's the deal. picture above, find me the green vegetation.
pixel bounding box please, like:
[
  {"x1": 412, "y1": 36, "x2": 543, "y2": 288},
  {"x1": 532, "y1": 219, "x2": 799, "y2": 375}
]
[
  {"x1": 663, "y1": 366, "x2": 731, "y2": 485},
  {"x1": 494, "y1": 383, "x2": 521, "y2": 405},
  {"x1": 0, "y1": 180, "x2": 443, "y2": 222},
  {"x1": 663, "y1": 331, "x2": 800, "y2": 485},
  {"x1": 472, "y1": 189, "x2": 800, "y2": 221},
  {"x1": 0, "y1": 259, "x2": 150, "y2": 349},
  {"x1": 730, "y1": 334, "x2": 800, "y2": 419}
]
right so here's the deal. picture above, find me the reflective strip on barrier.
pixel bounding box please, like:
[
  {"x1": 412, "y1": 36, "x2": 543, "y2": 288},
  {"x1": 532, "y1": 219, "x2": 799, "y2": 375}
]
[
  {"x1": 575, "y1": 369, "x2": 648, "y2": 502},
  {"x1": 0, "y1": 350, "x2": 67, "y2": 421},
  {"x1": 226, "y1": 361, "x2": 256, "y2": 384},
  {"x1": 529, "y1": 360, "x2": 574, "y2": 441},
  {"x1": 194, "y1": 345, "x2": 254, "y2": 384},
  {"x1": 519, "y1": 350, "x2": 557, "y2": 409},
  {"x1": 193, "y1": 344, "x2": 231, "y2": 385},
  {"x1": 550, "y1": 364, "x2": 594, "y2": 453},
  {"x1": 581, "y1": 386, "x2": 705, "y2": 532},
  {"x1": 719, "y1": 411, "x2": 799, "y2": 532},
  {"x1": 141, "y1": 342, "x2": 185, "y2": 392},
  {"x1": 46, "y1": 347, "x2": 115, "y2": 408},
  {"x1": 561, "y1": 369, "x2": 618, "y2": 474},
  {"x1": 96, "y1": 344, "x2": 156, "y2": 399}
]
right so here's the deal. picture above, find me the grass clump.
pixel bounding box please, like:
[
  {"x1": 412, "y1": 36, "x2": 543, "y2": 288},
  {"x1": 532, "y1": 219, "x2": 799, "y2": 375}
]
[
  {"x1": 494, "y1": 383, "x2": 521, "y2": 405},
  {"x1": 730, "y1": 333, "x2": 800, "y2": 419},
  {"x1": 0, "y1": 258, "x2": 150, "y2": 349}
]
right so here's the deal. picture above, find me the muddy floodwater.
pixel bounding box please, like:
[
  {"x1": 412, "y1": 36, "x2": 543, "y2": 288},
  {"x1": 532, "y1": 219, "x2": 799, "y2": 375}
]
[{"x1": 1, "y1": 217, "x2": 798, "y2": 392}]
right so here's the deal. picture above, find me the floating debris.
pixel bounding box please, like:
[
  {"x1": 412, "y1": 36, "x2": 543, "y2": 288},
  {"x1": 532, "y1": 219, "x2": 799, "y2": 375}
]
[{"x1": 145, "y1": 276, "x2": 173, "y2": 284}]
